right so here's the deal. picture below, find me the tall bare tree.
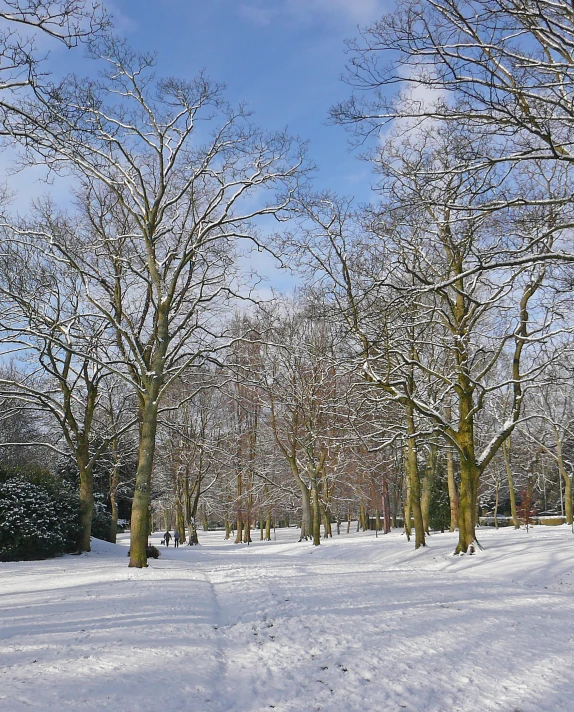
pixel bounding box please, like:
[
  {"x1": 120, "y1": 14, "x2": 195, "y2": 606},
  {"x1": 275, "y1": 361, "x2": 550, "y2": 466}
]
[{"x1": 3, "y1": 40, "x2": 306, "y2": 566}]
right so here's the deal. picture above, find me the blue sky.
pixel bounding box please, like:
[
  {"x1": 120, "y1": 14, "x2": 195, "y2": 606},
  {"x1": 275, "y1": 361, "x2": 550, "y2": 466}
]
[
  {"x1": 100, "y1": 0, "x2": 389, "y2": 199},
  {"x1": 13, "y1": 1, "x2": 391, "y2": 293}
]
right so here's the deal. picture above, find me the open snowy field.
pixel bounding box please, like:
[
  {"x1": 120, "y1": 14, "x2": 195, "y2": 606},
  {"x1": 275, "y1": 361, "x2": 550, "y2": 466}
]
[{"x1": 1, "y1": 526, "x2": 574, "y2": 712}]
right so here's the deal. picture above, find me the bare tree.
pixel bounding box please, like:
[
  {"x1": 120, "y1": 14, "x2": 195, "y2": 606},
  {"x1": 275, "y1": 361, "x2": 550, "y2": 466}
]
[
  {"x1": 2, "y1": 40, "x2": 306, "y2": 566},
  {"x1": 330, "y1": 0, "x2": 574, "y2": 276},
  {"x1": 521, "y1": 359, "x2": 574, "y2": 524},
  {"x1": 288, "y1": 120, "x2": 568, "y2": 553},
  {"x1": 0, "y1": 240, "x2": 137, "y2": 550}
]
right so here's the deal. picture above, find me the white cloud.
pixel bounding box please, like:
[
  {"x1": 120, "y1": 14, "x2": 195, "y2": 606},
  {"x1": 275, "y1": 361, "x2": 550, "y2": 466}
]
[
  {"x1": 239, "y1": 0, "x2": 387, "y2": 27},
  {"x1": 238, "y1": 3, "x2": 275, "y2": 26}
]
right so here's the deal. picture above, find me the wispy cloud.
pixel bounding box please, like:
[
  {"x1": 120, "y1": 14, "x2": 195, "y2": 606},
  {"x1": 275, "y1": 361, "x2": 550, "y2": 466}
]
[{"x1": 239, "y1": 0, "x2": 387, "y2": 27}]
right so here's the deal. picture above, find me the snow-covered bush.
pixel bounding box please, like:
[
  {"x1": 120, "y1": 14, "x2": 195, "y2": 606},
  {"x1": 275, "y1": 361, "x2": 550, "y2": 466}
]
[
  {"x1": 0, "y1": 479, "x2": 66, "y2": 561},
  {"x1": 52, "y1": 486, "x2": 83, "y2": 552}
]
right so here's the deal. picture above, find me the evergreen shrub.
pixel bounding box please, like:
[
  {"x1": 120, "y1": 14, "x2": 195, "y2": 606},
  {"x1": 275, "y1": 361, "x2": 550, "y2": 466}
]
[
  {"x1": 0, "y1": 479, "x2": 65, "y2": 561},
  {"x1": 91, "y1": 496, "x2": 113, "y2": 541}
]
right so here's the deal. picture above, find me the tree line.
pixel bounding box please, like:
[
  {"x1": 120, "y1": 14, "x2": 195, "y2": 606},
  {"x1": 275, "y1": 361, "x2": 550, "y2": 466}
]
[{"x1": 1, "y1": 1, "x2": 574, "y2": 564}]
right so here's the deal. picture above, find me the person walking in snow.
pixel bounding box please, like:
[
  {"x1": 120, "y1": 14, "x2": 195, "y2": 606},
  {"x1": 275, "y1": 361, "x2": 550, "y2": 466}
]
[
  {"x1": 174, "y1": 529, "x2": 180, "y2": 547},
  {"x1": 164, "y1": 530, "x2": 171, "y2": 546}
]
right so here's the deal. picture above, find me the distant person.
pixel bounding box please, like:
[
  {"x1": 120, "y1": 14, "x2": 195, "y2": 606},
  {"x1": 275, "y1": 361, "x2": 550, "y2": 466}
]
[
  {"x1": 164, "y1": 530, "x2": 171, "y2": 546},
  {"x1": 174, "y1": 529, "x2": 180, "y2": 548}
]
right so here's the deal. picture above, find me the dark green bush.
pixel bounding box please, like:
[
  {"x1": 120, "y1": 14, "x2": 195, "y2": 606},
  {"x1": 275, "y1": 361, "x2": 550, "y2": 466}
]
[
  {"x1": 91, "y1": 497, "x2": 113, "y2": 541},
  {"x1": 0, "y1": 479, "x2": 65, "y2": 561},
  {"x1": 0, "y1": 472, "x2": 116, "y2": 560},
  {"x1": 429, "y1": 474, "x2": 451, "y2": 533}
]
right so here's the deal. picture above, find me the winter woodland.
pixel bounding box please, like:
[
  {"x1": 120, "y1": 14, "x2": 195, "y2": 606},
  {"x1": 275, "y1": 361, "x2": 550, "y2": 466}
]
[{"x1": 2, "y1": 2, "x2": 574, "y2": 710}]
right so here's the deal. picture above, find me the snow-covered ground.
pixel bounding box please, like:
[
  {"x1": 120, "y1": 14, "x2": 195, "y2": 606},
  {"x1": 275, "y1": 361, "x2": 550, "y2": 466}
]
[{"x1": 2, "y1": 525, "x2": 574, "y2": 712}]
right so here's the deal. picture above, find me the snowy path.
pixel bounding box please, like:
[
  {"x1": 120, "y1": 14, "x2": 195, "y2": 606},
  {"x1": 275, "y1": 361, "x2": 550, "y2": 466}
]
[{"x1": 1, "y1": 526, "x2": 574, "y2": 711}]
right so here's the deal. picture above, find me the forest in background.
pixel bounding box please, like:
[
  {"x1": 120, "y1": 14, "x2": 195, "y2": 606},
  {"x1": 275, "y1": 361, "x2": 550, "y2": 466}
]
[{"x1": 2, "y1": 0, "x2": 574, "y2": 564}]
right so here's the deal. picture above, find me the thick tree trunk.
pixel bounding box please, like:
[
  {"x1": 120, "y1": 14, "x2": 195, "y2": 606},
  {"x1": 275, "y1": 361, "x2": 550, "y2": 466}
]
[
  {"x1": 406, "y1": 405, "x2": 425, "y2": 548},
  {"x1": 175, "y1": 498, "x2": 185, "y2": 544},
  {"x1": 320, "y1": 466, "x2": 332, "y2": 537},
  {"x1": 311, "y1": 480, "x2": 321, "y2": 546},
  {"x1": 129, "y1": 395, "x2": 159, "y2": 567},
  {"x1": 235, "y1": 471, "x2": 243, "y2": 543},
  {"x1": 456, "y1": 454, "x2": 478, "y2": 554},
  {"x1": 243, "y1": 515, "x2": 252, "y2": 543},
  {"x1": 296, "y1": 478, "x2": 312, "y2": 540},
  {"x1": 109, "y1": 462, "x2": 119, "y2": 544},
  {"x1": 404, "y1": 468, "x2": 412, "y2": 541},
  {"x1": 243, "y1": 486, "x2": 253, "y2": 543},
  {"x1": 503, "y1": 440, "x2": 520, "y2": 529},
  {"x1": 264, "y1": 484, "x2": 272, "y2": 541},
  {"x1": 421, "y1": 443, "x2": 437, "y2": 534},
  {"x1": 323, "y1": 509, "x2": 332, "y2": 538},
  {"x1": 235, "y1": 516, "x2": 243, "y2": 543},
  {"x1": 265, "y1": 509, "x2": 272, "y2": 541},
  {"x1": 382, "y1": 478, "x2": 391, "y2": 534},
  {"x1": 188, "y1": 517, "x2": 199, "y2": 545},
  {"x1": 446, "y1": 448, "x2": 458, "y2": 533},
  {"x1": 360, "y1": 501, "x2": 367, "y2": 531},
  {"x1": 77, "y1": 439, "x2": 93, "y2": 553},
  {"x1": 455, "y1": 407, "x2": 481, "y2": 555},
  {"x1": 556, "y1": 439, "x2": 573, "y2": 525},
  {"x1": 453, "y1": 366, "x2": 480, "y2": 554},
  {"x1": 187, "y1": 484, "x2": 201, "y2": 545}
]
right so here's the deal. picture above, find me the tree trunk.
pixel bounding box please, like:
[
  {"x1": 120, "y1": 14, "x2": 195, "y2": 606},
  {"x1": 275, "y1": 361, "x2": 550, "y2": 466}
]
[
  {"x1": 243, "y1": 482, "x2": 253, "y2": 543},
  {"x1": 175, "y1": 498, "x2": 185, "y2": 544},
  {"x1": 382, "y1": 478, "x2": 391, "y2": 534},
  {"x1": 297, "y1": 480, "x2": 312, "y2": 541},
  {"x1": 446, "y1": 447, "x2": 458, "y2": 533},
  {"x1": 77, "y1": 439, "x2": 93, "y2": 553},
  {"x1": 406, "y1": 404, "x2": 425, "y2": 548},
  {"x1": 235, "y1": 471, "x2": 243, "y2": 543},
  {"x1": 188, "y1": 517, "x2": 199, "y2": 545},
  {"x1": 456, "y1": 453, "x2": 478, "y2": 554},
  {"x1": 323, "y1": 509, "x2": 332, "y2": 538},
  {"x1": 555, "y1": 438, "x2": 573, "y2": 525},
  {"x1": 109, "y1": 462, "x2": 119, "y2": 544},
  {"x1": 453, "y1": 369, "x2": 480, "y2": 554},
  {"x1": 129, "y1": 395, "x2": 159, "y2": 567},
  {"x1": 403, "y1": 465, "x2": 412, "y2": 541},
  {"x1": 265, "y1": 509, "x2": 272, "y2": 541},
  {"x1": 503, "y1": 439, "x2": 520, "y2": 529},
  {"x1": 243, "y1": 515, "x2": 252, "y2": 543},
  {"x1": 235, "y1": 516, "x2": 243, "y2": 543},
  {"x1": 360, "y1": 501, "x2": 367, "y2": 531},
  {"x1": 421, "y1": 442, "x2": 437, "y2": 534},
  {"x1": 311, "y1": 480, "x2": 321, "y2": 546},
  {"x1": 264, "y1": 485, "x2": 272, "y2": 541},
  {"x1": 187, "y1": 481, "x2": 201, "y2": 545}
]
